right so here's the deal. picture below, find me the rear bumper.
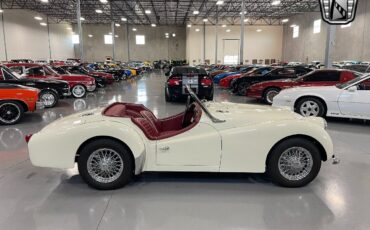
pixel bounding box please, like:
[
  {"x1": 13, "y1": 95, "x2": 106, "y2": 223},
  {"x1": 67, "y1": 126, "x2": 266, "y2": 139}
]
[{"x1": 167, "y1": 86, "x2": 213, "y2": 99}]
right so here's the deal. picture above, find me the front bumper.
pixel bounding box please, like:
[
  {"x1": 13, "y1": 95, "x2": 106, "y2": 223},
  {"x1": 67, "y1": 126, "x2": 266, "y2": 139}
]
[
  {"x1": 36, "y1": 101, "x2": 45, "y2": 110},
  {"x1": 86, "y1": 84, "x2": 97, "y2": 92}
]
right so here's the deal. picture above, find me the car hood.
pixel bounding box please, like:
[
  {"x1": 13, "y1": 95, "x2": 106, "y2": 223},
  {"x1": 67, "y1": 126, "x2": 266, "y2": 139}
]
[{"x1": 204, "y1": 102, "x2": 325, "y2": 128}]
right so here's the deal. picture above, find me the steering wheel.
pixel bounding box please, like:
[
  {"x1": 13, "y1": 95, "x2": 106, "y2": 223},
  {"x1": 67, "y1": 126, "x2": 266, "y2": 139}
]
[{"x1": 182, "y1": 103, "x2": 196, "y2": 128}]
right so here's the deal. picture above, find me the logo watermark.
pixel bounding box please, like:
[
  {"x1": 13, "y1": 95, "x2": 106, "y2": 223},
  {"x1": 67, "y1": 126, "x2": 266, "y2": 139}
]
[{"x1": 319, "y1": 0, "x2": 358, "y2": 25}]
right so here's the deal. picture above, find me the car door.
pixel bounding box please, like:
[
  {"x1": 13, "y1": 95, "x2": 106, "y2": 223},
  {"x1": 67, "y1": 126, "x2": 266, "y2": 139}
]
[
  {"x1": 156, "y1": 122, "x2": 221, "y2": 170},
  {"x1": 338, "y1": 80, "x2": 370, "y2": 118}
]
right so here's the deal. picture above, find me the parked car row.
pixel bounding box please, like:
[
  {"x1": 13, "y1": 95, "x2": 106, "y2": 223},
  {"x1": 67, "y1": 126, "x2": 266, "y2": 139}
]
[{"x1": 0, "y1": 60, "x2": 152, "y2": 125}]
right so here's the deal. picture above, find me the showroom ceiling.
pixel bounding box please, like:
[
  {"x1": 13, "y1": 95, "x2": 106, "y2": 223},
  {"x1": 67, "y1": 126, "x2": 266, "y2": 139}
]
[{"x1": 1, "y1": 0, "x2": 319, "y2": 25}]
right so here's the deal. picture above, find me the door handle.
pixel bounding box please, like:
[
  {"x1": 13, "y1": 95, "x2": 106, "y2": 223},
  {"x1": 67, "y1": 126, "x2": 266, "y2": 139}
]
[{"x1": 159, "y1": 146, "x2": 170, "y2": 151}]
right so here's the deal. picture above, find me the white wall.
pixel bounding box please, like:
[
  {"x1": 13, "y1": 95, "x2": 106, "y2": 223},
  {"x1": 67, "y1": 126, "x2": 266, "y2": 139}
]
[
  {"x1": 186, "y1": 25, "x2": 283, "y2": 65},
  {"x1": 0, "y1": 9, "x2": 74, "y2": 61}
]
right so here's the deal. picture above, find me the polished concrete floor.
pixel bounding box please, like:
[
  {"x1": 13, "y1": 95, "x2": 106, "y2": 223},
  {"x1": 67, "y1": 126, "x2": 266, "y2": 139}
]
[{"x1": 1, "y1": 71, "x2": 370, "y2": 230}]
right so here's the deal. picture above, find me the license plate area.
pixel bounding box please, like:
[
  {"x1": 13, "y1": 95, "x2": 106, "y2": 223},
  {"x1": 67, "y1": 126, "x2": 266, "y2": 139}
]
[{"x1": 182, "y1": 75, "x2": 198, "y2": 94}]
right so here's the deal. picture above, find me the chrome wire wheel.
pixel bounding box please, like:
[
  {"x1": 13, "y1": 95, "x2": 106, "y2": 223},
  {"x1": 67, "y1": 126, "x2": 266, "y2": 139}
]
[
  {"x1": 0, "y1": 103, "x2": 21, "y2": 124},
  {"x1": 40, "y1": 92, "x2": 56, "y2": 107},
  {"x1": 72, "y1": 85, "x2": 86, "y2": 98},
  {"x1": 299, "y1": 101, "x2": 320, "y2": 117},
  {"x1": 278, "y1": 147, "x2": 313, "y2": 181},
  {"x1": 87, "y1": 148, "x2": 124, "y2": 184}
]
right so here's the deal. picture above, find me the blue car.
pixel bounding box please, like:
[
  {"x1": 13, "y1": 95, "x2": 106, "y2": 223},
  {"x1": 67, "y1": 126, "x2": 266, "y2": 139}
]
[{"x1": 213, "y1": 67, "x2": 256, "y2": 84}]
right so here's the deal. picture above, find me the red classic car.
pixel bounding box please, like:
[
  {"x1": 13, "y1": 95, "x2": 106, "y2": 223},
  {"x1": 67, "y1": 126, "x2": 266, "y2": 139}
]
[
  {"x1": 219, "y1": 73, "x2": 242, "y2": 88},
  {"x1": 0, "y1": 83, "x2": 44, "y2": 125},
  {"x1": 5, "y1": 63, "x2": 96, "y2": 98},
  {"x1": 246, "y1": 69, "x2": 358, "y2": 104}
]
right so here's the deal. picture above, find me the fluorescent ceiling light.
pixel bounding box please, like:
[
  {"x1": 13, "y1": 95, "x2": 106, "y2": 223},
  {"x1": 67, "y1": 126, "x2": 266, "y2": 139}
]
[
  {"x1": 115, "y1": 35, "x2": 119, "y2": 38},
  {"x1": 290, "y1": 24, "x2": 297, "y2": 27},
  {"x1": 145, "y1": 9, "x2": 151, "y2": 14},
  {"x1": 282, "y1": 18, "x2": 289, "y2": 23},
  {"x1": 40, "y1": 0, "x2": 48, "y2": 3},
  {"x1": 40, "y1": 22, "x2": 47, "y2": 26},
  {"x1": 109, "y1": 32, "x2": 112, "y2": 34},
  {"x1": 115, "y1": 23, "x2": 120, "y2": 27},
  {"x1": 34, "y1": 16, "x2": 43, "y2": 20},
  {"x1": 95, "y1": 9, "x2": 103, "y2": 13},
  {"x1": 172, "y1": 33, "x2": 176, "y2": 37},
  {"x1": 0, "y1": 9, "x2": 3, "y2": 13},
  {"x1": 187, "y1": 24, "x2": 192, "y2": 28},
  {"x1": 239, "y1": 11, "x2": 247, "y2": 15},
  {"x1": 132, "y1": 28, "x2": 137, "y2": 31},
  {"x1": 121, "y1": 17, "x2": 127, "y2": 21},
  {"x1": 222, "y1": 24, "x2": 227, "y2": 27},
  {"x1": 193, "y1": 10, "x2": 199, "y2": 15},
  {"x1": 100, "y1": 0, "x2": 108, "y2": 3},
  {"x1": 226, "y1": 29, "x2": 231, "y2": 32},
  {"x1": 271, "y1": 0, "x2": 281, "y2": 6},
  {"x1": 195, "y1": 28, "x2": 200, "y2": 32},
  {"x1": 256, "y1": 29, "x2": 262, "y2": 32},
  {"x1": 244, "y1": 18, "x2": 249, "y2": 22},
  {"x1": 66, "y1": 27, "x2": 72, "y2": 30},
  {"x1": 216, "y1": 1, "x2": 224, "y2": 5},
  {"x1": 151, "y1": 23, "x2": 156, "y2": 27},
  {"x1": 80, "y1": 17, "x2": 85, "y2": 21},
  {"x1": 203, "y1": 18, "x2": 208, "y2": 22},
  {"x1": 88, "y1": 34, "x2": 93, "y2": 38}
]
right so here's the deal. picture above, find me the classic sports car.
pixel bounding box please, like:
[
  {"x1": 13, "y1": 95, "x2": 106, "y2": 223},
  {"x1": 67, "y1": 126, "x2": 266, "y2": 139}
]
[
  {"x1": 6, "y1": 63, "x2": 96, "y2": 98},
  {"x1": 0, "y1": 65, "x2": 70, "y2": 108},
  {"x1": 213, "y1": 66, "x2": 255, "y2": 84},
  {"x1": 27, "y1": 86, "x2": 336, "y2": 190},
  {"x1": 273, "y1": 74, "x2": 370, "y2": 119},
  {"x1": 246, "y1": 69, "x2": 358, "y2": 104},
  {"x1": 165, "y1": 66, "x2": 213, "y2": 101},
  {"x1": 231, "y1": 66, "x2": 312, "y2": 96},
  {"x1": 0, "y1": 83, "x2": 44, "y2": 125}
]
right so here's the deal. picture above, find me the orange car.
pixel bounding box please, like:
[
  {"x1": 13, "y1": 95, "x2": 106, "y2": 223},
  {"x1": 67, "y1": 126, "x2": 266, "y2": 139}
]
[{"x1": 0, "y1": 83, "x2": 44, "y2": 125}]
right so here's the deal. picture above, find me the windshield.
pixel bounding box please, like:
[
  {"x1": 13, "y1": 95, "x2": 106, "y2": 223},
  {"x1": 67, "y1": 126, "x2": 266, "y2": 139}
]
[
  {"x1": 337, "y1": 73, "x2": 370, "y2": 89},
  {"x1": 1, "y1": 67, "x2": 19, "y2": 80},
  {"x1": 185, "y1": 85, "x2": 225, "y2": 123},
  {"x1": 44, "y1": 66, "x2": 59, "y2": 76}
]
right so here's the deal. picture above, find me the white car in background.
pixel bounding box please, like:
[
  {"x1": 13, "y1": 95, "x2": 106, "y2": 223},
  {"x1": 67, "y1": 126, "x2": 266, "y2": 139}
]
[
  {"x1": 273, "y1": 74, "x2": 370, "y2": 119},
  {"x1": 27, "y1": 86, "x2": 335, "y2": 190}
]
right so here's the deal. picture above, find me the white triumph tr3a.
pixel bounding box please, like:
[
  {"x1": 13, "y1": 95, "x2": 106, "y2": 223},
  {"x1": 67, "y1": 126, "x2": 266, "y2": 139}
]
[{"x1": 26, "y1": 86, "x2": 338, "y2": 190}]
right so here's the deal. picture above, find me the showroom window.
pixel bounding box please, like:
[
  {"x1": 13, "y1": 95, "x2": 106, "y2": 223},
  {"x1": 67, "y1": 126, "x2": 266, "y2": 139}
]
[
  {"x1": 104, "y1": 35, "x2": 113, "y2": 44},
  {"x1": 136, "y1": 35, "x2": 145, "y2": 45},
  {"x1": 293, "y1": 26, "x2": 299, "y2": 38},
  {"x1": 72, "y1": 34, "x2": 79, "y2": 44},
  {"x1": 313, "y1": 19, "x2": 321, "y2": 34},
  {"x1": 224, "y1": 55, "x2": 238, "y2": 65}
]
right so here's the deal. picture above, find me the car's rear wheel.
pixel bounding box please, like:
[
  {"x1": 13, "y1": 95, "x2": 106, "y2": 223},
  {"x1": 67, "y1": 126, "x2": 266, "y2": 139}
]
[
  {"x1": 296, "y1": 97, "x2": 326, "y2": 118},
  {"x1": 236, "y1": 82, "x2": 250, "y2": 96},
  {"x1": 39, "y1": 90, "x2": 58, "y2": 108},
  {"x1": 0, "y1": 101, "x2": 24, "y2": 125},
  {"x1": 72, "y1": 84, "x2": 86, "y2": 98},
  {"x1": 263, "y1": 88, "x2": 280, "y2": 104},
  {"x1": 267, "y1": 138, "x2": 321, "y2": 187},
  {"x1": 78, "y1": 139, "x2": 133, "y2": 190}
]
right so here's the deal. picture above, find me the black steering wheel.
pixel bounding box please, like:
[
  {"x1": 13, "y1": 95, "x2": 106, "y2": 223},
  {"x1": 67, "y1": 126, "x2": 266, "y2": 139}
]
[{"x1": 182, "y1": 103, "x2": 196, "y2": 128}]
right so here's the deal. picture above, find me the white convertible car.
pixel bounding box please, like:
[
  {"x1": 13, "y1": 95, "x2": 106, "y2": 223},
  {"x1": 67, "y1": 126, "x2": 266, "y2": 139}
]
[
  {"x1": 273, "y1": 74, "x2": 370, "y2": 119},
  {"x1": 27, "y1": 86, "x2": 336, "y2": 190}
]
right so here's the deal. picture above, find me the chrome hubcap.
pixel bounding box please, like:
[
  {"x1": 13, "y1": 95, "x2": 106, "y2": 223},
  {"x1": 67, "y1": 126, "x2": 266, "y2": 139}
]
[
  {"x1": 266, "y1": 90, "x2": 279, "y2": 103},
  {"x1": 0, "y1": 103, "x2": 20, "y2": 124},
  {"x1": 300, "y1": 101, "x2": 320, "y2": 117},
  {"x1": 73, "y1": 85, "x2": 85, "y2": 97},
  {"x1": 41, "y1": 93, "x2": 55, "y2": 106},
  {"x1": 87, "y1": 148, "x2": 124, "y2": 183},
  {"x1": 278, "y1": 147, "x2": 313, "y2": 181}
]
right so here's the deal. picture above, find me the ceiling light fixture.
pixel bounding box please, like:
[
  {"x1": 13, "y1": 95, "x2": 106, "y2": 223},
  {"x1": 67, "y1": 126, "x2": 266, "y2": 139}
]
[
  {"x1": 151, "y1": 23, "x2": 156, "y2": 27},
  {"x1": 115, "y1": 35, "x2": 119, "y2": 38},
  {"x1": 88, "y1": 34, "x2": 93, "y2": 37},
  {"x1": 290, "y1": 24, "x2": 297, "y2": 27},
  {"x1": 216, "y1": 1, "x2": 224, "y2": 5},
  {"x1": 203, "y1": 18, "x2": 208, "y2": 22},
  {"x1": 34, "y1": 16, "x2": 43, "y2": 20},
  {"x1": 121, "y1": 17, "x2": 127, "y2": 22},
  {"x1": 80, "y1": 17, "x2": 85, "y2": 21},
  {"x1": 282, "y1": 18, "x2": 289, "y2": 23},
  {"x1": 193, "y1": 10, "x2": 199, "y2": 15},
  {"x1": 0, "y1": 9, "x2": 3, "y2": 13},
  {"x1": 95, "y1": 9, "x2": 103, "y2": 13},
  {"x1": 115, "y1": 23, "x2": 120, "y2": 27},
  {"x1": 195, "y1": 28, "x2": 200, "y2": 32},
  {"x1": 256, "y1": 29, "x2": 262, "y2": 32},
  {"x1": 40, "y1": 22, "x2": 47, "y2": 26},
  {"x1": 226, "y1": 29, "x2": 231, "y2": 32},
  {"x1": 222, "y1": 24, "x2": 227, "y2": 27},
  {"x1": 132, "y1": 28, "x2": 137, "y2": 31},
  {"x1": 40, "y1": 0, "x2": 48, "y2": 3},
  {"x1": 187, "y1": 24, "x2": 192, "y2": 28},
  {"x1": 100, "y1": 0, "x2": 108, "y2": 3},
  {"x1": 145, "y1": 9, "x2": 151, "y2": 14},
  {"x1": 172, "y1": 33, "x2": 176, "y2": 37},
  {"x1": 271, "y1": 0, "x2": 281, "y2": 6},
  {"x1": 239, "y1": 11, "x2": 247, "y2": 15},
  {"x1": 244, "y1": 18, "x2": 249, "y2": 22}
]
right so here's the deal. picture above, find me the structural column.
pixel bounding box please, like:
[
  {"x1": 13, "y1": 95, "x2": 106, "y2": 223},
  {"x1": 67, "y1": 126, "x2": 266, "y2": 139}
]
[
  {"x1": 126, "y1": 23, "x2": 130, "y2": 61},
  {"x1": 239, "y1": 0, "x2": 245, "y2": 65},
  {"x1": 203, "y1": 22, "x2": 206, "y2": 64},
  {"x1": 111, "y1": 21, "x2": 116, "y2": 61},
  {"x1": 2, "y1": 12, "x2": 8, "y2": 61},
  {"x1": 215, "y1": 6, "x2": 218, "y2": 65},
  {"x1": 76, "y1": 0, "x2": 84, "y2": 62},
  {"x1": 324, "y1": 25, "x2": 336, "y2": 68},
  {"x1": 46, "y1": 16, "x2": 52, "y2": 59}
]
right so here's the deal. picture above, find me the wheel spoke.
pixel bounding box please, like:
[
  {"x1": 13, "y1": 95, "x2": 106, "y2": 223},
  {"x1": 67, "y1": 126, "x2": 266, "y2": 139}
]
[{"x1": 278, "y1": 147, "x2": 313, "y2": 181}]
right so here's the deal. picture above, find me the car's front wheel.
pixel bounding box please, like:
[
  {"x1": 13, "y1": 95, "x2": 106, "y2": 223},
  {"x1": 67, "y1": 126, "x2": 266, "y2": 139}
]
[
  {"x1": 0, "y1": 101, "x2": 24, "y2": 125},
  {"x1": 267, "y1": 138, "x2": 321, "y2": 187},
  {"x1": 236, "y1": 82, "x2": 250, "y2": 96},
  {"x1": 72, "y1": 85, "x2": 86, "y2": 98},
  {"x1": 78, "y1": 139, "x2": 134, "y2": 190},
  {"x1": 39, "y1": 90, "x2": 58, "y2": 108}
]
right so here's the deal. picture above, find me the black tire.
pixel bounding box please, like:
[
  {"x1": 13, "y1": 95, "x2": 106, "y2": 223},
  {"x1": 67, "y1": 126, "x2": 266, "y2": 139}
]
[
  {"x1": 267, "y1": 138, "x2": 321, "y2": 187},
  {"x1": 165, "y1": 88, "x2": 172, "y2": 102},
  {"x1": 236, "y1": 82, "x2": 250, "y2": 96},
  {"x1": 0, "y1": 101, "x2": 24, "y2": 125},
  {"x1": 78, "y1": 138, "x2": 134, "y2": 190},
  {"x1": 39, "y1": 90, "x2": 58, "y2": 108},
  {"x1": 71, "y1": 85, "x2": 86, "y2": 98},
  {"x1": 295, "y1": 97, "x2": 326, "y2": 118},
  {"x1": 263, "y1": 87, "x2": 281, "y2": 104}
]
